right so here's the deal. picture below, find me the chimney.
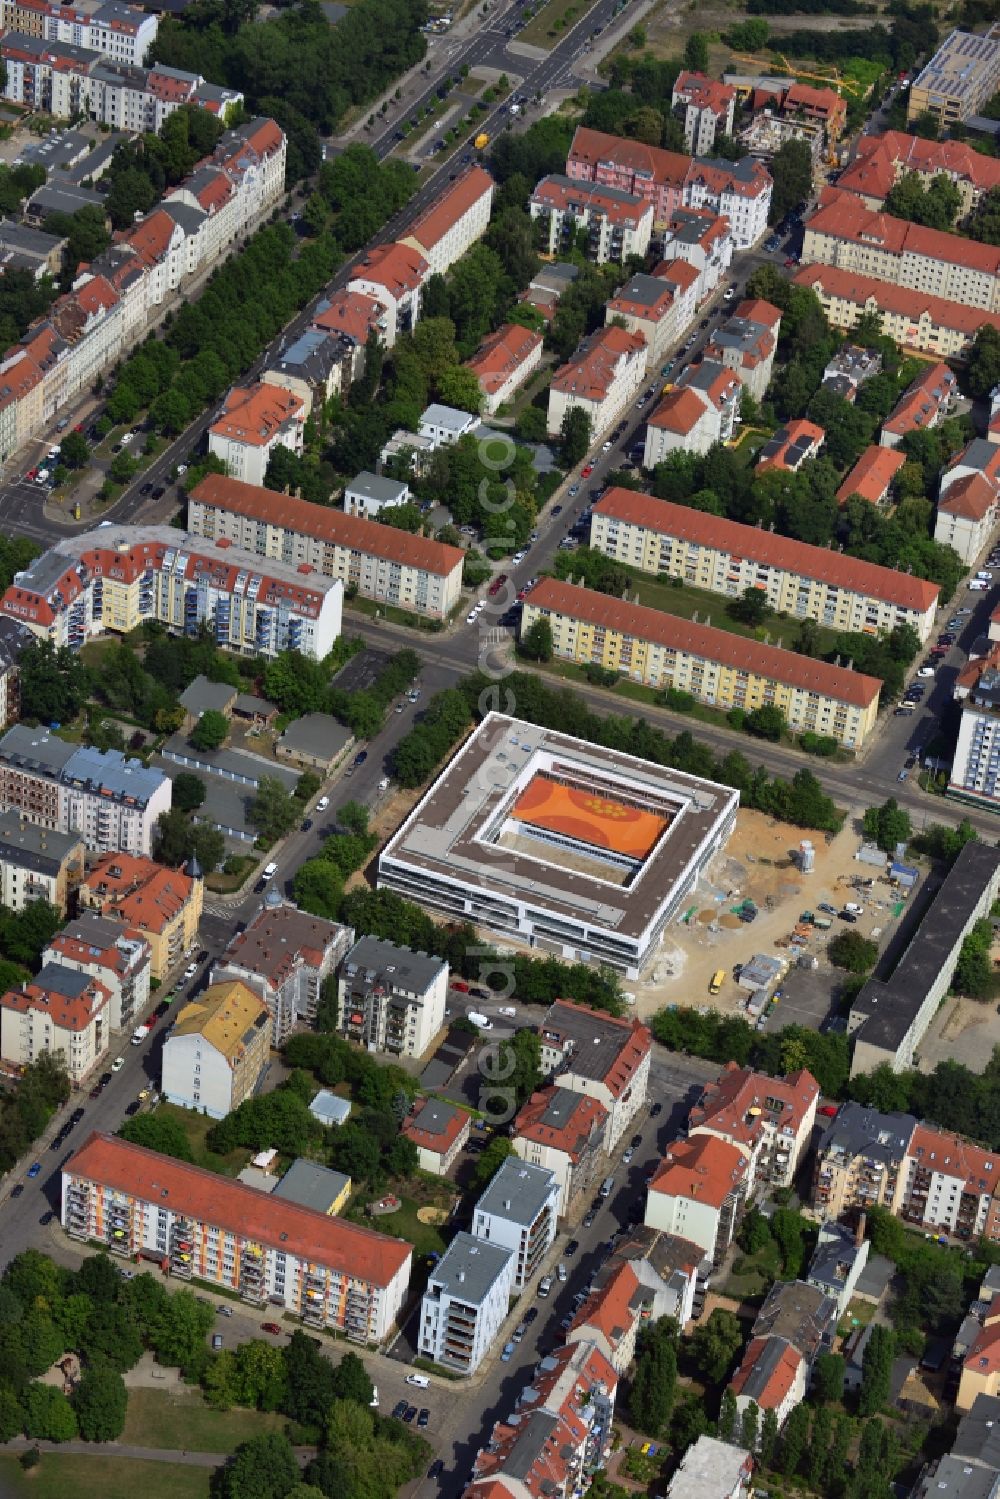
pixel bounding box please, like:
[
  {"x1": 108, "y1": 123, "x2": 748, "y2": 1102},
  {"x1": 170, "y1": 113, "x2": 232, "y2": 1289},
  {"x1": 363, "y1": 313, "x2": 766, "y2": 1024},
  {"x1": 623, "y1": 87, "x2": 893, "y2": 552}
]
[{"x1": 855, "y1": 1211, "x2": 866, "y2": 1248}]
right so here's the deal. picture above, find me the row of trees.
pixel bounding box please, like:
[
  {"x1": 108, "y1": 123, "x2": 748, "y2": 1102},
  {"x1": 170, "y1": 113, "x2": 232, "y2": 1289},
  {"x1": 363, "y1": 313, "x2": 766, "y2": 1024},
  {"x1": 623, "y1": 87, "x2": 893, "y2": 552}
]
[
  {"x1": 293, "y1": 801, "x2": 377, "y2": 921},
  {"x1": 0, "y1": 1052, "x2": 69, "y2": 1176}
]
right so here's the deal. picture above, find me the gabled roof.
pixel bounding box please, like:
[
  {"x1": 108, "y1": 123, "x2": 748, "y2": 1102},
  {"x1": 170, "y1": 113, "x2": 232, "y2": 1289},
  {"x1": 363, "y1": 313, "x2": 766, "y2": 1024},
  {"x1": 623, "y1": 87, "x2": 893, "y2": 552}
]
[
  {"x1": 568, "y1": 125, "x2": 690, "y2": 188},
  {"x1": 806, "y1": 186, "x2": 1000, "y2": 275},
  {"x1": 210, "y1": 383, "x2": 303, "y2": 447},
  {"x1": 649, "y1": 1133, "x2": 748, "y2": 1209},
  {"x1": 729, "y1": 1335, "x2": 803, "y2": 1408},
  {"x1": 796, "y1": 262, "x2": 1000, "y2": 344},
  {"x1": 348, "y1": 240, "x2": 428, "y2": 299},
  {"x1": 569, "y1": 1260, "x2": 642, "y2": 1351},
  {"x1": 550, "y1": 324, "x2": 646, "y2": 400},
  {"x1": 836, "y1": 444, "x2": 906, "y2": 506},
  {"x1": 938, "y1": 472, "x2": 998, "y2": 522},
  {"x1": 465, "y1": 322, "x2": 543, "y2": 395},
  {"x1": 402, "y1": 165, "x2": 493, "y2": 255},
  {"x1": 514, "y1": 1085, "x2": 608, "y2": 1158},
  {"x1": 402, "y1": 1097, "x2": 470, "y2": 1156}
]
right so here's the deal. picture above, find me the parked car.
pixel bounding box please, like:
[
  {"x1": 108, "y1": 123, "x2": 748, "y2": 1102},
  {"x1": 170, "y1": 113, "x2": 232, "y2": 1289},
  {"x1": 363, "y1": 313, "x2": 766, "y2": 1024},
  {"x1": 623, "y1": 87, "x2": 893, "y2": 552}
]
[
  {"x1": 428, "y1": 1459, "x2": 445, "y2": 1479},
  {"x1": 649, "y1": 1102, "x2": 662, "y2": 1117},
  {"x1": 111, "y1": 1056, "x2": 124, "y2": 1072},
  {"x1": 417, "y1": 1409, "x2": 430, "y2": 1427},
  {"x1": 500, "y1": 1341, "x2": 516, "y2": 1361},
  {"x1": 392, "y1": 1401, "x2": 408, "y2": 1420},
  {"x1": 260, "y1": 1322, "x2": 282, "y2": 1335},
  {"x1": 27, "y1": 1162, "x2": 40, "y2": 1178}
]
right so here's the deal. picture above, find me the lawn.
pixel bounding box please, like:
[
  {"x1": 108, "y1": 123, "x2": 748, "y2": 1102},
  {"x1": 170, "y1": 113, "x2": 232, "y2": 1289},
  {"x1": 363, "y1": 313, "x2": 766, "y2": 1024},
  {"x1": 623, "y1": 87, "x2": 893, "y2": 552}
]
[
  {"x1": 0, "y1": 1454, "x2": 212, "y2": 1499},
  {"x1": 720, "y1": 1239, "x2": 783, "y2": 1300},
  {"x1": 626, "y1": 572, "x2": 840, "y2": 657},
  {"x1": 519, "y1": 0, "x2": 589, "y2": 48},
  {"x1": 346, "y1": 1187, "x2": 453, "y2": 1258},
  {"x1": 155, "y1": 1102, "x2": 249, "y2": 1177},
  {"x1": 123, "y1": 1387, "x2": 287, "y2": 1453}
]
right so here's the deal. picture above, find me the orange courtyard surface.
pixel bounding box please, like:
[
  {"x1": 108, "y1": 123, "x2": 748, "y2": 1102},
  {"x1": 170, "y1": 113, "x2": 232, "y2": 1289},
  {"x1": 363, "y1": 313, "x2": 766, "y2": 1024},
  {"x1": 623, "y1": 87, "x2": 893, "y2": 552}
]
[{"x1": 512, "y1": 775, "x2": 668, "y2": 859}]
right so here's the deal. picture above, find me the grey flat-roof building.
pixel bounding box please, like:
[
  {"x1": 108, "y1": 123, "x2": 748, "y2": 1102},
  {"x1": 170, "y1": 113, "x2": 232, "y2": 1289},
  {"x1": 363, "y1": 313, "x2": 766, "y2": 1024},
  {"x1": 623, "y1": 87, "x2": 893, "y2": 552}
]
[
  {"x1": 665, "y1": 1435, "x2": 752, "y2": 1499},
  {"x1": 0, "y1": 219, "x2": 65, "y2": 277},
  {"x1": 275, "y1": 712, "x2": 352, "y2": 773},
  {"x1": 0, "y1": 809, "x2": 84, "y2": 914},
  {"x1": 473, "y1": 1157, "x2": 559, "y2": 1288},
  {"x1": 336, "y1": 935, "x2": 448, "y2": 1060},
  {"x1": 849, "y1": 842, "x2": 1000, "y2": 1075},
  {"x1": 419, "y1": 1231, "x2": 515, "y2": 1374},
  {"x1": 178, "y1": 675, "x2": 238, "y2": 723},
  {"x1": 272, "y1": 1158, "x2": 351, "y2": 1213},
  {"x1": 25, "y1": 182, "x2": 105, "y2": 226}
]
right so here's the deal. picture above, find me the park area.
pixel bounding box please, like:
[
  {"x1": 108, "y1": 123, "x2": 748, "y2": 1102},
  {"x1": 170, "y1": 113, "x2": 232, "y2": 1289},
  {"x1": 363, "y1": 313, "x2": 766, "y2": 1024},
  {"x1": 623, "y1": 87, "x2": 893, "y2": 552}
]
[{"x1": 0, "y1": 1454, "x2": 211, "y2": 1499}]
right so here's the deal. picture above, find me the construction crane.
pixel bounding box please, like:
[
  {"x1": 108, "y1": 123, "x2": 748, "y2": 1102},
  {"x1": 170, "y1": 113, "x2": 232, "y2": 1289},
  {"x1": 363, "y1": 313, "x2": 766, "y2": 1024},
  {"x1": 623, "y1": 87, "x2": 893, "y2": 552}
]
[{"x1": 728, "y1": 52, "x2": 864, "y2": 97}]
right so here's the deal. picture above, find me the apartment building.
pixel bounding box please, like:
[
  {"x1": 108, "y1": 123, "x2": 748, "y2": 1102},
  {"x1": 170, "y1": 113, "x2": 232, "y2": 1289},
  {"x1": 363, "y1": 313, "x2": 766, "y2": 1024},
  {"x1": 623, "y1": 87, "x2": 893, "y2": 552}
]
[
  {"x1": 0, "y1": 119, "x2": 284, "y2": 467},
  {"x1": 803, "y1": 188, "x2": 1000, "y2": 312},
  {"x1": 418, "y1": 1231, "x2": 514, "y2": 1374},
  {"x1": 464, "y1": 323, "x2": 543, "y2": 415},
  {"x1": 902, "y1": 1123, "x2": 1000, "y2": 1241},
  {"x1": 605, "y1": 273, "x2": 680, "y2": 372},
  {"x1": 311, "y1": 291, "x2": 388, "y2": 383},
  {"x1": 401, "y1": 1097, "x2": 470, "y2": 1176},
  {"x1": 654, "y1": 256, "x2": 701, "y2": 334},
  {"x1": 665, "y1": 1437, "x2": 752, "y2": 1499},
  {"x1": 836, "y1": 445, "x2": 906, "y2": 508},
  {"x1": 547, "y1": 325, "x2": 647, "y2": 441},
  {"x1": 841, "y1": 129, "x2": 1000, "y2": 216},
  {"x1": 805, "y1": 1220, "x2": 870, "y2": 1318},
  {"x1": 43, "y1": 0, "x2": 157, "y2": 64},
  {"x1": 957, "y1": 1285, "x2": 1000, "y2": 1414},
  {"x1": 848, "y1": 842, "x2": 1000, "y2": 1075},
  {"x1": 671, "y1": 71, "x2": 736, "y2": 156},
  {"x1": 950, "y1": 653, "x2": 1000, "y2": 813},
  {"x1": 645, "y1": 1134, "x2": 748, "y2": 1264},
  {"x1": 537, "y1": 1000, "x2": 651, "y2": 1153},
  {"x1": 659, "y1": 207, "x2": 733, "y2": 305},
  {"x1": 80, "y1": 851, "x2": 202, "y2": 983},
  {"x1": 1, "y1": 525, "x2": 343, "y2": 663},
  {"x1": 336, "y1": 935, "x2": 447, "y2": 1060},
  {"x1": 44, "y1": 913, "x2": 151, "y2": 1033},
  {"x1": 0, "y1": 812, "x2": 83, "y2": 914},
  {"x1": 881, "y1": 361, "x2": 957, "y2": 447},
  {"x1": 346, "y1": 241, "x2": 427, "y2": 347},
  {"x1": 212, "y1": 901, "x2": 354, "y2": 1046},
  {"x1": 0, "y1": 725, "x2": 170, "y2": 856},
  {"x1": 907, "y1": 26, "x2": 1000, "y2": 127},
  {"x1": 187, "y1": 474, "x2": 464, "y2": 621},
  {"x1": 935, "y1": 439, "x2": 1000, "y2": 564},
  {"x1": 593, "y1": 483, "x2": 938, "y2": 638},
  {"x1": 523, "y1": 578, "x2": 882, "y2": 749},
  {"x1": 688, "y1": 1062, "x2": 819, "y2": 1195},
  {"x1": 63, "y1": 1132, "x2": 412, "y2": 1339},
  {"x1": 796, "y1": 261, "x2": 1000, "y2": 359},
  {"x1": 262, "y1": 328, "x2": 354, "y2": 419},
  {"x1": 472, "y1": 1158, "x2": 559, "y2": 1289},
  {"x1": 565, "y1": 126, "x2": 772, "y2": 247},
  {"x1": 513, "y1": 1085, "x2": 608, "y2": 1217},
  {"x1": 1, "y1": 961, "x2": 110, "y2": 1082},
  {"x1": 162, "y1": 979, "x2": 270, "y2": 1119},
  {"x1": 566, "y1": 1260, "x2": 644, "y2": 1374},
  {"x1": 529, "y1": 174, "x2": 654, "y2": 263},
  {"x1": 728, "y1": 1281, "x2": 837, "y2": 1433},
  {"x1": 643, "y1": 359, "x2": 741, "y2": 462},
  {"x1": 703, "y1": 297, "x2": 781, "y2": 403},
  {"x1": 400, "y1": 164, "x2": 494, "y2": 277},
  {"x1": 208, "y1": 383, "x2": 305, "y2": 487},
  {"x1": 813, "y1": 1103, "x2": 915, "y2": 1219},
  {"x1": 469, "y1": 1339, "x2": 617, "y2": 1494},
  {"x1": 418, "y1": 402, "x2": 479, "y2": 447}
]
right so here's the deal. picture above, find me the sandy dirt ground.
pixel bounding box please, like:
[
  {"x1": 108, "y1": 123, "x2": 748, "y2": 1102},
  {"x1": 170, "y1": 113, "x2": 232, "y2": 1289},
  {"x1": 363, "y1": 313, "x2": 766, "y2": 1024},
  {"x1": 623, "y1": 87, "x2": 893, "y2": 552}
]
[
  {"x1": 916, "y1": 990, "x2": 1000, "y2": 1075},
  {"x1": 629, "y1": 812, "x2": 910, "y2": 1023}
]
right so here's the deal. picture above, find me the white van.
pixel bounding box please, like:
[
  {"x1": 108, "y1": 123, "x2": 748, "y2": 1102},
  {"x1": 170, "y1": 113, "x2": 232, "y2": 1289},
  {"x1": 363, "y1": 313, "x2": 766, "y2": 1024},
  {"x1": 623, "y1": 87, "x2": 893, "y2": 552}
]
[
  {"x1": 262, "y1": 860, "x2": 278, "y2": 880},
  {"x1": 600, "y1": 1176, "x2": 615, "y2": 1199},
  {"x1": 468, "y1": 1011, "x2": 493, "y2": 1030},
  {"x1": 970, "y1": 579, "x2": 991, "y2": 590},
  {"x1": 557, "y1": 1263, "x2": 568, "y2": 1282},
  {"x1": 406, "y1": 1373, "x2": 430, "y2": 1388}
]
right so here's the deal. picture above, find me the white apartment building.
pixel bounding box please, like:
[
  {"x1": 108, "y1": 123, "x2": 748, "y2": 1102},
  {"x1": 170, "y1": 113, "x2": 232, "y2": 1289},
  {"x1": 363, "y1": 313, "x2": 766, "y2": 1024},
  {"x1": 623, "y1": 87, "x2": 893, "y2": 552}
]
[
  {"x1": 45, "y1": 913, "x2": 151, "y2": 1033},
  {"x1": 643, "y1": 359, "x2": 741, "y2": 463},
  {"x1": 0, "y1": 812, "x2": 83, "y2": 914},
  {"x1": 605, "y1": 273, "x2": 680, "y2": 373},
  {"x1": 208, "y1": 383, "x2": 305, "y2": 488},
  {"x1": 671, "y1": 72, "x2": 737, "y2": 156},
  {"x1": 465, "y1": 323, "x2": 544, "y2": 416},
  {"x1": 0, "y1": 725, "x2": 170, "y2": 856},
  {"x1": 934, "y1": 439, "x2": 1000, "y2": 565},
  {"x1": 703, "y1": 297, "x2": 781, "y2": 404},
  {"x1": 687, "y1": 1063, "x2": 820, "y2": 1197},
  {"x1": 44, "y1": 1, "x2": 157, "y2": 65},
  {"x1": 513, "y1": 1086, "x2": 609, "y2": 1217},
  {"x1": 212, "y1": 902, "x2": 354, "y2": 1047},
  {"x1": 547, "y1": 325, "x2": 647, "y2": 441},
  {"x1": 63, "y1": 1132, "x2": 412, "y2": 1340},
  {"x1": 161, "y1": 980, "x2": 270, "y2": 1119},
  {"x1": 538, "y1": 1000, "x2": 651, "y2": 1153},
  {"x1": 186, "y1": 474, "x2": 465, "y2": 621},
  {"x1": 659, "y1": 207, "x2": 734, "y2": 305},
  {"x1": 419, "y1": 1232, "x2": 515, "y2": 1374},
  {"x1": 336, "y1": 936, "x2": 448, "y2": 1060},
  {"x1": 1, "y1": 961, "x2": 110, "y2": 1083},
  {"x1": 1, "y1": 524, "x2": 344, "y2": 664},
  {"x1": 529, "y1": 174, "x2": 654, "y2": 264},
  {"x1": 684, "y1": 157, "x2": 770, "y2": 250},
  {"x1": 645, "y1": 1134, "x2": 748, "y2": 1265},
  {"x1": 401, "y1": 165, "x2": 494, "y2": 277},
  {"x1": 347, "y1": 241, "x2": 426, "y2": 347},
  {"x1": 471, "y1": 1158, "x2": 560, "y2": 1289},
  {"x1": 589, "y1": 486, "x2": 940, "y2": 643},
  {"x1": 950, "y1": 655, "x2": 1000, "y2": 813},
  {"x1": 803, "y1": 187, "x2": 1000, "y2": 312},
  {"x1": 418, "y1": 402, "x2": 479, "y2": 447}
]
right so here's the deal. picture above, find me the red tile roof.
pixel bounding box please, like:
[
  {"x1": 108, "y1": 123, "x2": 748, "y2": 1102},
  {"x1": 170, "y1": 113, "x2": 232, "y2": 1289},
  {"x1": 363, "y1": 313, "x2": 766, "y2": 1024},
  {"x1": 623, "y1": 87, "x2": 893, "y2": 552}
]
[
  {"x1": 530, "y1": 174, "x2": 651, "y2": 228},
  {"x1": 82, "y1": 852, "x2": 196, "y2": 936},
  {"x1": 568, "y1": 125, "x2": 690, "y2": 188},
  {"x1": 795, "y1": 262, "x2": 1000, "y2": 344},
  {"x1": 190, "y1": 474, "x2": 464, "y2": 579},
  {"x1": 465, "y1": 323, "x2": 543, "y2": 396},
  {"x1": 966, "y1": 1320, "x2": 1000, "y2": 1377},
  {"x1": 349, "y1": 241, "x2": 428, "y2": 299},
  {"x1": 551, "y1": 324, "x2": 646, "y2": 400},
  {"x1": 784, "y1": 81, "x2": 845, "y2": 122},
  {"x1": 841, "y1": 130, "x2": 1000, "y2": 205},
  {"x1": 756, "y1": 417, "x2": 824, "y2": 473},
  {"x1": 66, "y1": 1132, "x2": 412, "y2": 1284},
  {"x1": 650, "y1": 1133, "x2": 748, "y2": 1209},
  {"x1": 210, "y1": 383, "x2": 303, "y2": 447},
  {"x1": 648, "y1": 385, "x2": 709, "y2": 434},
  {"x1": 593, "y1": 486, "x2": 939, "y2": 613},
  {"x1": 907, "y1": 1122, "x2": 1000, "y2": 1193},
  {"x1": 883, "y1": 361, "x2": 956, "y2": 440},
  {"x1": 1, "y1": 972, "x2": 110, "y2": 1032},
  {"x1": 688, "y1": 1063, "x2": 819, "y2": 1153},
  {"x1": 313, "y1": 291, "x2": 385, "y2": 344},
  {"x1": 673, "y1": 70, "x2": 736, "y2": 116},
  {"x1": 403, "y1": 165, "x2": 493, "y2": 255},
  {"x1": 836, "y1": 444, "x2": 906, "y2": 506},
  {"x1": 735, "y1": 298, "x2": 782, "y2": 332},
  {"x1": 401, "y1": 1097, "x2": 470, "y2": 1157},
  {"x1": 607, "y1": 280, "x2": 675, "y2": 322},
  {"x1": 530, "y1": 576, "x2": 884, "y2": 708},
  {"x1": 730, "y1": 1336, "x2": 803, "y2": 1408},
  {"x1": 938, "y1": 472, "x2": 998, "y2": 522},
  {"x1": 514, "y1": 1087, "x2": 608, "y2": 1157},
  {"x1": 569, "y1": 1261, "x2": 642, "y2": 1350},
  {"x1": 807, "y1": 187, "x2": 1000, "y2": 275}
]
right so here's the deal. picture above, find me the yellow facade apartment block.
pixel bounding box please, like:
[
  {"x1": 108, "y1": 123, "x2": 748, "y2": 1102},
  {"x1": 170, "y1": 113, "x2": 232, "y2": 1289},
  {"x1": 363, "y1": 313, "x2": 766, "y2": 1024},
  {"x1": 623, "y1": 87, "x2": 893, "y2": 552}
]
[{"x1": 523, "y1": 579, "x2": 881, "y2": 750}]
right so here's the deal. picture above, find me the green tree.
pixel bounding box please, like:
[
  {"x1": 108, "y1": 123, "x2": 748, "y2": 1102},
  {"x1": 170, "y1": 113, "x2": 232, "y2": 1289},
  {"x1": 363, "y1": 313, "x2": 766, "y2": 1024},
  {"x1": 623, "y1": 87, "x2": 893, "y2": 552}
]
[
  {"x1": 780, "y1": 1399, "x2": 809, "y2": 1476},
  {"x1": 862, "y1": 797, "x2": 912, "y2": 853},
  {"x1": 759, "y1": 1406, "x2": 779, "y2": 1467},
  {"x1": 282, "y1": 1331, "x2": 340, "y2": 1429},
  {"x1": 559, "y1": 406, "x2": 591, "y2": 468},
  {"x1": 190, "y1": 709, "x2": 228, "y2": 751},
  {"x1": 519, "y1": 617, "x2": 553, "y2": 662},
  {"x1": 212, "y1": 1432, "x2": 301, "y2": 1499},
  {"x1": 717, "y1": 1386, "x2": 737, "y2": 1443},
  {"x1": 689, "y1": 1308, "x2": 743, "y2": 1384},
  {"x1": 59, "y1": 430, "x2": 89, "y2": 469},
  {"x1": 118, "y1": 1113, "x2": 195, "y2": 1161},
  {"x1": 813, "y1": 1351, "x2": 845, "y2": 1403},
  {"x1": 18, "y1": 639, "x2": 89, "y2": 724},
  {"x1": 807, "y1": 1402, "x2": 834, "y2": 1487},
  {"x1": 23, "y1": 1384, "x2": 77, "y2": 1442},
  {"x1": 472, "y1": 1135, "x2": 516, "y2": 1190},
  {"x1": 684, "y1": 32, "x2": 709, "y2": 70},
  {"x1": 769, "y1": 138, "x2": 813, "y2": 223},
  {"x1": 629, "y1": 1318, "x2": 677, "y2": 1436},
  {"x1": 740, "y1": 1399, "x2": 759, "y2": 1452},
  {"x1": 858, "y1": 1323, "x2": 894, "y2": 1416},
  {"x1": 828, "y1": 930, "x2": 879, "y2": 973},
  {"x1": 331, "y1": 1351, "x2": 373, "y2": 1407},
  {"x1": 967, "y1": 325, "x2": 1000, "y2": 400},
  {"x1": 250, "y1": 777, "x2": 299, "y2": 845},
  {"x1": 728, "y1": 587, "x2": 770, "y2": 627},
  {"x1": 148, "y1": 1287, "x2": 213, "y2": 1369},
  {"x1": 172, "y1": 771, "x2": 206, "y2": 813},
  {"x1": 292, "y1": 859, "x2": 343, "y2": 920},
  {"x1": 953, "y1": 919, "x2": 994, "y2": 998},
  {"x1": 73, "y1": 1358, "x2": 128, "y2": 1441},
  {"x1": 744, "y1": 704, "x2": 786, "y2": 741}
]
